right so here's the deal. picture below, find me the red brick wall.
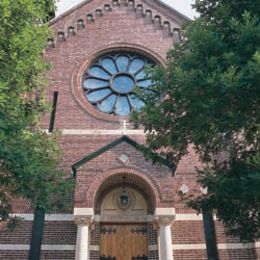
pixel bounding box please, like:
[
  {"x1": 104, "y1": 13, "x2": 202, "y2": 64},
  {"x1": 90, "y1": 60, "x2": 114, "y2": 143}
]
[
  {"x1": 173, "y1": 250, "x2": 208, "y2": 260},
  {"x1": 172, "y1": 221, "x2": 206, "y2": 244},
  {"x1": 41, "y1": 221, "x2": 77, "y2": 244},
  {"x1": 0, "y1": 251, "x2": 29, "y2": 260},
  {"x1": 0, "y1": 221, "x2": 32, "y2": 244}
]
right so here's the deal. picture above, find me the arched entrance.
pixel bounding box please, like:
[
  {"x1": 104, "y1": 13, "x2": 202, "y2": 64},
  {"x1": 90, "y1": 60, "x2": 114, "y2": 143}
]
[{"x1": 94, "y1": 173, "x2": 156, "y2": 260}]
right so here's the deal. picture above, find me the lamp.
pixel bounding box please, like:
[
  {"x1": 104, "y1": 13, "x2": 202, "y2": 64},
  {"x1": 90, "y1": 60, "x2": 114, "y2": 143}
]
[{"x1": 119, "y1": 175, "x2": 129, "y2": 209}]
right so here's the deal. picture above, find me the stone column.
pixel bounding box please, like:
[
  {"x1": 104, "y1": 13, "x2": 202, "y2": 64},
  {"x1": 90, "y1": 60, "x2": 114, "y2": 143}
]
[
  {"x1": 74, "y1": 208, "x2": 94, "y2": 260},
  {"x1": 155, "y1": 208, "x2": 175, "y2": 260}
]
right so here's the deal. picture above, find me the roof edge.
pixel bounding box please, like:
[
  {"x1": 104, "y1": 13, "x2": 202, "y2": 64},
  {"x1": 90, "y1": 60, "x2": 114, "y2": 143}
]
[
  {"x1": 49, "y1": 0, "x2": 92, "y2": 26},
  {"x1": 148, "y1": 0, "x2": 191, "y2": 22},
  {"x1": 50, "y1": 0, "x2": 190, "y2": 26},
  {"x1": 71, "y1": 135, "x2": 176, "y2": 176}
]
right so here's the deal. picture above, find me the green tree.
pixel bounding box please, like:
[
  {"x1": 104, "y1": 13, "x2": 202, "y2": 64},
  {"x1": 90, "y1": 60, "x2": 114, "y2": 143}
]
[
  {"x1": 133, "y1": 0, "x2": 260, "y2": 241},
  {"x1": 0, "y1": 0, "x2": 72, "y2": 221}
]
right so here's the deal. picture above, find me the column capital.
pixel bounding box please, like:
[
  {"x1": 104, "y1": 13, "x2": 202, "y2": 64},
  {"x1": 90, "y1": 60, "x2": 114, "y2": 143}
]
[
  {"x1": 154, "y1": 207, "x2": 175, "y2": 225},
  {"x1": 74, "y1": 208, "x2": 94, "y2": 226},
  {"x1": 75, "y1": 215, "x2": 94, "y2": 225}
]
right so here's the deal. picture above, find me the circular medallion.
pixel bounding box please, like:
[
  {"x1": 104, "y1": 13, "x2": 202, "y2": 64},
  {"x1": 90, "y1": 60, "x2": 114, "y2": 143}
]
[{"x1": 111, "y1": 73, "x2": 135, "y2": 94}]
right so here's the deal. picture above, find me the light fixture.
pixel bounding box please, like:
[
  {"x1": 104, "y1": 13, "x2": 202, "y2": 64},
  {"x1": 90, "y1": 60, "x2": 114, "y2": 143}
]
[{"x1": 119, "y1": 175, "x2": 129, "y2": 209}]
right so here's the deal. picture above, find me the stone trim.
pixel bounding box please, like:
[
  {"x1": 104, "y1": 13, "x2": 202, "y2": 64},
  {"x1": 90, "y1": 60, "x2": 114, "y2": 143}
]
[
  {"x1": 89, "y1": 245, "x2": 100, "y2": 251},
  {"x1": 10, "y1": 214, "x2": 34, "y2": 221},
  {"x1": 0, "y1": 245, "x2": 30, "y2": 250},
  {"x1": 0, "y1": 244, "x2": 75, "y2": 251},
  {"x1": 9, "y1": 213, "x2": 216, "y2": 222},
  {"x1": 61, "y1": 129, "x2": 145, "y2": 135},
  {"x1": 175, "y1": 214, "x2": 203, "y2": 221},
  {"x1": 148, "y1": 245, "x2": 158, "y2": 251},
  {"x1": 94, "y1": 214, "x2": 154, "y2": 223},
  {"x1": 1, "y1": 243, "x2": 259, "y2": 251},
  {"x1": 155, "y1": 208, "x2": 175, "y2": 216},
  {"x1": 173, "y1": 243, "x2": 260, "y2": 250},
  {"x1": 173, "y1": 244, "x2": 206, "y2": 250},
  {"x1": 10, "y1": 214, "x2": 74, "y2": 221},
  {"x1": 217, "y1": 243, "x2": 259, "y2": 250},
  {"x1": 74, "y1": 208, "x2": 94, "y2": 216},
  {"x1": 41, "y1": 245, "x2": 75, "y2": 250},
  {"x1": 45, "y1": 214, "x2": 74, "y2": 221}
]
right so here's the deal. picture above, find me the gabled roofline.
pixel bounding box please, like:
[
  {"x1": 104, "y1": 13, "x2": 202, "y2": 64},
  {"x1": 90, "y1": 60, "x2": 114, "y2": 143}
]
[
  {"x1": 49, "y1": 0, "x2": 190, "y2": 26},
  {"x1": 71, "y1": 135, "x2": 176, "y2": 176},
  {"x1": 144, "y1": 0, "x2": 191, "y2": 22},
  {"x1": 50, "y1": 0, "x2": 92, "y2": 26}
]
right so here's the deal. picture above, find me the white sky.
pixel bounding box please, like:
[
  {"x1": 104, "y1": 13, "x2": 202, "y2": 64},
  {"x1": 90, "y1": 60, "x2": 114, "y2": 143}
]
[
  {"x1": 162, "y1": 0, "x2": 198, "y2": 19},
  {"x1": 55, "y1": 0, "x2": 198, "y2": 19}
]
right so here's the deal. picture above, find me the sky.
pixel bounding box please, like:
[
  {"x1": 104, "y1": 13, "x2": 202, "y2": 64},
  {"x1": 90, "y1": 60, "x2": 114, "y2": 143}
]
[
  {"x1": 162, "y1": 0, "x2": 197, "y2": 19},
  {"x1": 55, "y1": 0, "x2": 198, "y2": 19}
]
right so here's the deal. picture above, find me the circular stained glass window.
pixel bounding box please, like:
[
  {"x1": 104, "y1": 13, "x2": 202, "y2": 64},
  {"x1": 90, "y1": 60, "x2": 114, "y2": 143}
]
[{"x1": 82, "y1": 52, "x2": 155, "y2": 116}]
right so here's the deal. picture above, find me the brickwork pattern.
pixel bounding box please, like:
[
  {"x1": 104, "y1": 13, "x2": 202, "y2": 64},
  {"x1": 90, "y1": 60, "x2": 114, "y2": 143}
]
[
  {"x1": 218, "y1": 249, "x2": 258, "y2": 260},
  {"x1": 172, "y1": 221, "x2": 206, "y2": 244},
  {"x1": 0, "y1": 221, "x2": 32, "y2": 244},
  {"x1": 74, "y1": 142, "x2": 175, "y2": 209},
  {"x1": 173, "y1": 250, "x2": 208, "y2": 260},
  {"x1": 40, "y1": 250, "x2": 75, "y2": 260},
  {"x1": 90, "y1": 223, "x2": 101, "y2": 246},
  {"x1": 0, "y1": 251, "x2": 29, "y2": 260},
  {"x1": 41, "y1": 221, "x2": 77, "y2": 244}
]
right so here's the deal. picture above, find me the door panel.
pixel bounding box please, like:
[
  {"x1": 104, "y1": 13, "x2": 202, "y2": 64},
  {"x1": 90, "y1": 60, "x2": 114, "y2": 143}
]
[{"x1": 100, "y1": 224, "x2": 148, "y2": 260}]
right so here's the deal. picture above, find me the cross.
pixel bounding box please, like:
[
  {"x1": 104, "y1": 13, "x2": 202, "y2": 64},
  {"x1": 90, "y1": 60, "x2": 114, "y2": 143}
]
[{"x1": 121, "y1": 120, "x2": 130, "y2": 135}]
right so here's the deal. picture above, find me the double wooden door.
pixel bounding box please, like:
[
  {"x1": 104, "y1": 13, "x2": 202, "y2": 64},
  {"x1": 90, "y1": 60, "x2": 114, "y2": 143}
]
[{"x1": 100, "y1": 224, "x2": 148, "y2": 260}]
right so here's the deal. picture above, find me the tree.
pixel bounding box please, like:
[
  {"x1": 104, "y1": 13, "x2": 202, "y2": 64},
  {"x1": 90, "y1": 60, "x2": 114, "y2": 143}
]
[
  {"x1": 0, "y1": 0, "x2": 72, "y2": 222},
  {"x1": 132, "y1": 0, "x2": 260, "y2": 241}
]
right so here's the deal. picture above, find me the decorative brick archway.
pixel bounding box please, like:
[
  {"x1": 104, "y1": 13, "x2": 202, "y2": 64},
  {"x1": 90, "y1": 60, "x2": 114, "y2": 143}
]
[{"x1": 86, "y1": 166, "x2": 161, "y2": 209}]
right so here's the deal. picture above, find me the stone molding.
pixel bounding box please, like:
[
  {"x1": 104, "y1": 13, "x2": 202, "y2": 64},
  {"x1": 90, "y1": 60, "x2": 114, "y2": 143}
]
[
  {"x1": 1, "y1": 242, "x2": 259, "y2": 251},
  {"x1": 0, "y1": 244, "x2": 75, "y2": 251},
  {"x1": 10, "y1": 212, "x2": 213, "y2": 222},
  {"x1": 10, "y1": 213, "x2": 74, "y2": 221},
  {"x1": 74, "y1": 208, "x2": 94, "y2": 216},
  {"x1": 89, "y1": 245, "x2": 100, "y2": 251},
  {"x1": 95, "y1": 214, "x2": 154, "y2": 223},
  {"x1": 154, "y1": 208, "x2": 175, "y2": 225},
  {"x1": 60, "y1": 129, "x2": 145, "y2": 135}
]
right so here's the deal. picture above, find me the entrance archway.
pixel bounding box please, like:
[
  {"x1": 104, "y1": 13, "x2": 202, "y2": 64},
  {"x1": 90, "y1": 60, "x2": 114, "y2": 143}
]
[{"x1": 94, "y1": 173, "x2": 157, "y2": 260}]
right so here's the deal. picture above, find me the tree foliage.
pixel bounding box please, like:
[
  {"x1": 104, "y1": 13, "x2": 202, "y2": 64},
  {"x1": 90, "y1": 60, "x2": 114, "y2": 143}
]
[
  {"x1": 132, "y1": 0, "x2": 260, "y2": 241},
  {"x1": 0, "y1": 0, "x2": 72, "y2": 221}
]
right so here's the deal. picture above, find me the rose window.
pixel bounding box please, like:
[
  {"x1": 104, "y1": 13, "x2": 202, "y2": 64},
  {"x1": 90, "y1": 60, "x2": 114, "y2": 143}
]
[{"x1": 82, "y1": 52, "x2": 154, "y2": 116}]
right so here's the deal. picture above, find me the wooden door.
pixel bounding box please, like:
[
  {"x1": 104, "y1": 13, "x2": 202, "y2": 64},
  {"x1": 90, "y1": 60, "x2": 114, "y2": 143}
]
[{"x1": 100, "y1": 224, "x2": 148, "y2": 260}]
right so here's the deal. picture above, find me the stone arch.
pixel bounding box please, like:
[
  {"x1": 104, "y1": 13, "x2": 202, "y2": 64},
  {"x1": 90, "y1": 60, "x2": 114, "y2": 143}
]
[{"x1": 86, "y1": 167, "x2": 160, "y2": 211}]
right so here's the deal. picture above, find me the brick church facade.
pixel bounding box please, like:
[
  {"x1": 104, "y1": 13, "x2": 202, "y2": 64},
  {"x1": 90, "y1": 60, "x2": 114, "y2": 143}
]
[{"x1": 0, "y1": 0, "x2": 259, "y2": 259}]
